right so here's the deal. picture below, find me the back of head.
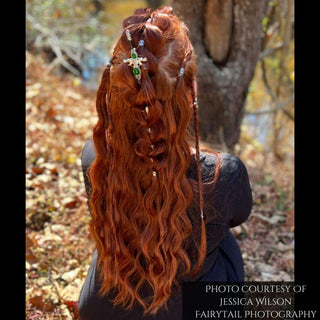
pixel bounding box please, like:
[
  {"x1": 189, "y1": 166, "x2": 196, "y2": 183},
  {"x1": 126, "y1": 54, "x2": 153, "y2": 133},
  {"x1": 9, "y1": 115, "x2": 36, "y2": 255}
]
[{"x1": 89, "y1": 6, "x2": 204, "y2": 315}]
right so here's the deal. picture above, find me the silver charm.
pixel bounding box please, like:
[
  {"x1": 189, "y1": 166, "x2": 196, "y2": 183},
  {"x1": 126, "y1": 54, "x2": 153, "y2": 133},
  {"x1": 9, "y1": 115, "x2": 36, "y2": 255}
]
[{"x1": 178, "y1": 67, "x2": 184, "y2": 77}]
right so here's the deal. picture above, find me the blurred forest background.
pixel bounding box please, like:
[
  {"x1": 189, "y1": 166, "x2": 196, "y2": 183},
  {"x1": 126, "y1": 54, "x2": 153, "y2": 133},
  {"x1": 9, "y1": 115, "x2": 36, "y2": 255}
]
[{"x1": 26, "y1": 0, "x2": 294, "y2": 319}]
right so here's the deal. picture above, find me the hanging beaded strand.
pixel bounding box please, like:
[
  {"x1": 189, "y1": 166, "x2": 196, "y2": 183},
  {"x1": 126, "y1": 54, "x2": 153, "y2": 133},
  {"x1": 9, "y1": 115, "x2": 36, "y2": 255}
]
[
  {"x1": 192, "y1": 91, "x2": 204, "y2": 220},
  {"x1": 191, "y1": 76, "x2": 207, "y2": 279},
  {"x1": 179, "y1": 67, "x2": 204, "y2": 220}
]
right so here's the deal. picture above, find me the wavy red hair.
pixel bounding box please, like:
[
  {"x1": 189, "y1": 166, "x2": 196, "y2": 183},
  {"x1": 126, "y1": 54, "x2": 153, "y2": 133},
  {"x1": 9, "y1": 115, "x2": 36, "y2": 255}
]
[{"x1": 88, "y1": 6, "x2": 220, "y2": 315}]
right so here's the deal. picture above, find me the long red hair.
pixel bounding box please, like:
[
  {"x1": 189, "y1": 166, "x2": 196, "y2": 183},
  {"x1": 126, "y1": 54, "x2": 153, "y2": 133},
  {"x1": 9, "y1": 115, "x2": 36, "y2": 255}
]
[{"x1": 89, "y1": 6, "x2": 220, "y2": 315}]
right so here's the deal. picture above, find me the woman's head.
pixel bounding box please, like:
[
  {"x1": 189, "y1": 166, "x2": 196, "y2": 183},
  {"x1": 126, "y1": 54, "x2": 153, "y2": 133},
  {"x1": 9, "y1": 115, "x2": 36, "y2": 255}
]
[
  {"x1": 89, "y1": 6, "x2": 206, "y2": 315},
  {"x1": 100, "y1": 7, "x2": 197, "y2": 169}
]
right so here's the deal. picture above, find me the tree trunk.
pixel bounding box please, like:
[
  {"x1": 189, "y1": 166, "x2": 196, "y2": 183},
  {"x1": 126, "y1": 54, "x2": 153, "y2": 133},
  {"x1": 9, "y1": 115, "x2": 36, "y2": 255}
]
[
  {"x1": 171, "y1": 0, "x2": 269, "y2": 151},
  {"x1": 146, "y1": 0, "x2": 164, "y2": 10}
]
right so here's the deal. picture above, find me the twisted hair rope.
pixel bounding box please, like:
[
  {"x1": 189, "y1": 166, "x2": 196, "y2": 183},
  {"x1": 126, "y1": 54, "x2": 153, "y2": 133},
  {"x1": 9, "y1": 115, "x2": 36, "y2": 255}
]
[
  {"x1": 193, "y1": 101, "x2": 204, "y2": 217},
  {"x1": 191, "y1": 85, "x2": 206, "y2": 279}
]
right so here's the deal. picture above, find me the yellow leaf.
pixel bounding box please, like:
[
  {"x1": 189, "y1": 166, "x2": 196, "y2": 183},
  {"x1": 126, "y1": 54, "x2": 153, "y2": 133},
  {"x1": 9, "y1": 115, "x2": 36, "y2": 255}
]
[
  {"x1": 290, "y1": 71, "x2": 294, "y2": 82},
  {"x1": 73, "y1": 78, "x2": 81, "y2": 86},
  {"x1": 68, "y1": 155, "x2": 75, "y2": 163},
  {"x1": 26, "y1": 89, "x2": 39, "y2": 99}
]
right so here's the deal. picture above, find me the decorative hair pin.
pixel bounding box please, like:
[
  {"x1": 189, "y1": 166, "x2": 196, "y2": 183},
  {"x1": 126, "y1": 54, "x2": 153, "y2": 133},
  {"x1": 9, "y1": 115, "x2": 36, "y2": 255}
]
[{"x1": 123, "y1": 29, "x2": 147, "y2": 81}]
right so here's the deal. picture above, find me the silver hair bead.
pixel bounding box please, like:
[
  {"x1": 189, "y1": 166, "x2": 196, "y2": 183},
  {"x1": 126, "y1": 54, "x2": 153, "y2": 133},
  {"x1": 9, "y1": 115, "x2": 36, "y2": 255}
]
[
  {"x1": 152, "y1": 171, "x2": 157, "y2": 176},
  {"x1": 193, "y1": 97, "x2": 199, "y2": 109},
  {"x1": 200, "y1": 210, "x2": 204, "y2": 219},
  {"x1": 125, "y1": 29, "x2": 132, "y2": 41},
  {"x1": 179, "y1": 67, "x2": 184, "y2": 77},
  {"x1": 147, "y1": 18, "x2": 152, "y2": 23},
  {"x1": 147, "y1": 128, "x2": 151, "y2": 133},
  {"x1": 138, "y1": 40, "x2": 144, "y2": 47}
]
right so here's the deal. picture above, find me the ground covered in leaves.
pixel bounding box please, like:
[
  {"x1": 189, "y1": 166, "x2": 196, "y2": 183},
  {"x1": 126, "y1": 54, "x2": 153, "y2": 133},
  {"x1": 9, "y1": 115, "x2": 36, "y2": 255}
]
[{"x1": 26, "y1": 52, "x2": 294, "y2": 319}]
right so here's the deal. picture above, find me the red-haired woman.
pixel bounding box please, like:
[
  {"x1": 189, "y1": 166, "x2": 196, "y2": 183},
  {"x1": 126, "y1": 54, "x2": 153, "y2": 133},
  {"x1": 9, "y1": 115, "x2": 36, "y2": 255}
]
[{"x1": 78, "y1": 6, "x2": 252, "y2": 320}]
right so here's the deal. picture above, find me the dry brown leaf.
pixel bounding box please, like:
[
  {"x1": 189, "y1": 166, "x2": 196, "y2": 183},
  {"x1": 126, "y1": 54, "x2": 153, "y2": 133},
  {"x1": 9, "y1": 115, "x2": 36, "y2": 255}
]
[{"x1": 28, "y1": 295, "x2": 57, "y2": 312}]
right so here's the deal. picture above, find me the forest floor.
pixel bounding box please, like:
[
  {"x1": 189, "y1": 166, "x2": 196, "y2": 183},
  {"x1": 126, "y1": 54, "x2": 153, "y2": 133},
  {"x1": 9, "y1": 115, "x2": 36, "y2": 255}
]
[{"x1": 26, "y1": 52, "x2": 294, "y2": 320}]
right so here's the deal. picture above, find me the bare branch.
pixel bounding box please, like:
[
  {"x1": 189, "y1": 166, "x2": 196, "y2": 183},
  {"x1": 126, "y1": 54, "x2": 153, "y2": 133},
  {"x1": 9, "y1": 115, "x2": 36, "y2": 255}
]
[
  {"x1": 259, "y1": 42, "x2": 283, "y2": 59},
  {"x1": 48, "y1": 34, "x2": 81, "y2": 76},
  {"x1": 261, "y1": 58, "x2": 277, "y2": 102},
  {"x1": 27, "y1": 12, "x2": 110, "y2": 77},
  {"x1": 281, "y1": 107, "x2": 294, "y2": 121},
  {"x1": 245, "y1": 96, "x2": 294, "y2": 118}
]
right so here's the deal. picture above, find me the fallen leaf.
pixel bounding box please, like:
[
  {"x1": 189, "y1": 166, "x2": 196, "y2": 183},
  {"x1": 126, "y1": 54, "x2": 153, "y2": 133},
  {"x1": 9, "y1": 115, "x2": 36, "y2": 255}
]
[
  {"x1": 251, "y1": 212, "x2": 283, "y2": 224},
  {"x1": 28, "y1": 295, "x2": 56, "y2": 312},
  {"x1": 63, "y1": 197, "x2": 80, "y2": 209},
  {"x1": 27, "y1": 211, "x2": 51, "y2": 231},
  {"x1": 32, "y1": 166, "x2": 45, "y2": 175},
  {"x1": 61, "y1": 268, "x2": 81, "y2": 283},
  {"x1": 63, "y1": 300, "x2": 80, "y2": 320},
  {"x1": 26, "y1": 89, "x2": 40, "y2": 99}
]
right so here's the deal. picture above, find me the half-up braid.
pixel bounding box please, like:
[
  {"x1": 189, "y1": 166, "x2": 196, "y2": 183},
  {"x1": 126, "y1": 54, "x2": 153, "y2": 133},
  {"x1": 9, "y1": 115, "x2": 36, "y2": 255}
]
[{"x1": 88, "y1": 6, "x2": 220, "y2": 316}]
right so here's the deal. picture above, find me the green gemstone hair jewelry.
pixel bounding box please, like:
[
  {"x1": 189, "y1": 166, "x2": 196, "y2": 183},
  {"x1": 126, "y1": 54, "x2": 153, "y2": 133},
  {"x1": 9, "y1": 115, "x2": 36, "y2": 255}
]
[{"x1": 123, "y1": 29, "x2": 147, "y2": 81}]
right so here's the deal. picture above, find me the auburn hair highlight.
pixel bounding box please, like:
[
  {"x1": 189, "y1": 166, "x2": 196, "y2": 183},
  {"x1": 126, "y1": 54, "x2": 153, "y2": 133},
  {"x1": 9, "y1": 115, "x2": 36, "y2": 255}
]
[{"x1": 88, "y1": 6, "x2": 220, "y2": 315}]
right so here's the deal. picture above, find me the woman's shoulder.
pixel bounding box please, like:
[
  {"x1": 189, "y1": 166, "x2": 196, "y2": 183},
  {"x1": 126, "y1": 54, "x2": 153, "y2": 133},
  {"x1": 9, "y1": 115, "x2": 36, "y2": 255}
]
[
  {"x1": 201, "y1": 151, "x2": 245, "y2": 171},
  {"x1": 200, "y1": 151, "x2": 249, "y2": 185},
  {"x1": 81, "y1": 139, "x2": 96, "y2": 170},
  {"x1": 188, "y1": 151, "x2": 246, "y2": 180}
]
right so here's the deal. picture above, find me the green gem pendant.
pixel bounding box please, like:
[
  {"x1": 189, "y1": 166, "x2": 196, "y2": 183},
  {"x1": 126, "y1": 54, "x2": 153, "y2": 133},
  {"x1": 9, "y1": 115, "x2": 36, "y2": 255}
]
[
  {"x1": 123, "y1": 47, "x2": 147, "y2": 81},
  {"x1": 133, "y1": 67, "x2": 140, "y2": 75}
]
